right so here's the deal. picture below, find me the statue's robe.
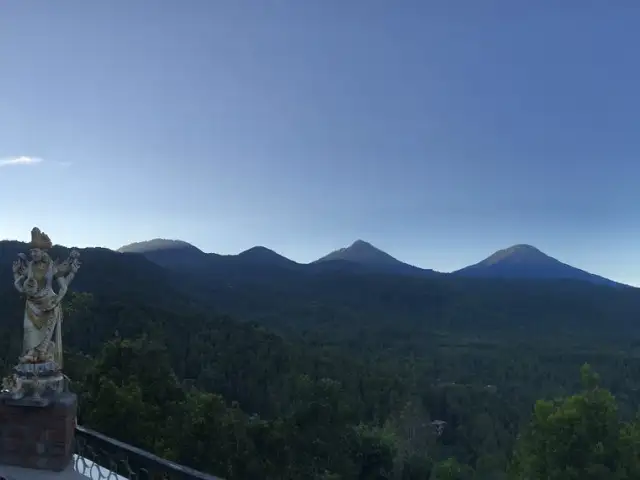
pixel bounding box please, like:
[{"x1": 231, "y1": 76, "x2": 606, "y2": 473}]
[{"x1": 22, "y1": 259, "x2": 65, "y2": 366}]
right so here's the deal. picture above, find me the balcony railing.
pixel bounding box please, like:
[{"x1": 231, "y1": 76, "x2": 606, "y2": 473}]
[{"x1": 74, "y1": 425, "x2": 223, "y2": 480}]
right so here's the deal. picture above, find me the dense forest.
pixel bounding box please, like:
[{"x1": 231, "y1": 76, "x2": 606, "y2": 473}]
[{"x1": 2, "y1": 241, "x2": 640, "y2": 478}]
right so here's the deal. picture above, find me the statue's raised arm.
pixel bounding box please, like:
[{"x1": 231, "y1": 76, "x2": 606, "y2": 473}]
[
  {"x1": 12, "y1": 253, "x2": 28, "y2": 293},
  {"x1": 54, "y1": 250, "x2": 82, "y2": 301}
]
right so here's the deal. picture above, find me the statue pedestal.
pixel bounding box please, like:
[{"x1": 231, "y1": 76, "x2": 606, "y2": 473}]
[
  {"x1": 8, "y1": 361, "x2": 66, "y2": 399},
  {"x1": 0, "y1": 392, "x2": 77, "y2": 472}
]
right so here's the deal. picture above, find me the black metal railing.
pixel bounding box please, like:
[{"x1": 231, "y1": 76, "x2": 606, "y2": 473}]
[{"x1": 74, "y1": 425, "x2": 223, "y2": 480}]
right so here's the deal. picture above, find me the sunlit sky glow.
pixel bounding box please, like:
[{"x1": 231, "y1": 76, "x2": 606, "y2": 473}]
[{"x1": 1, "y1": 2, "x2": 639, "y2": 285}]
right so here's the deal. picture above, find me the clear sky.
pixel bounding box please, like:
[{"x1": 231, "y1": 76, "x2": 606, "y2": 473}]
[{"x1": 1, "y1": 2, "x2": 639, "y2": 284}]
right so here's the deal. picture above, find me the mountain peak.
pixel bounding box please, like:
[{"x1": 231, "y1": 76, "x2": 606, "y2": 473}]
[
  {"x1": 313, "y1": 240, "x2": 437, "y2": 277},
  {"x1": 117, "y1": 238, "x2": 202, "y2": 254},
  {"x1": 237, "y1": 246, "x2": 296, "y2": 266},
  {"x1": 239, "y1": 246, "x2": 276, "y2": 256},
  {"x1": 481, "y1": 244, "x2": 549, "y2": 266},
  {"x1": 116, "y1": 238, "x2": 207, "y2": 269},
  {"x1": 315, "y1": 240, "x2": 397, "y2": 266},
  {"x1": 455, "y1": 244, "x2": 622, "y2": 287},
  {"x1": 351, "y1": 239, "x2": 373, "y2": 247},
  {"x1": 510, "y1": 244, "x2": 540, "y2": 252}
]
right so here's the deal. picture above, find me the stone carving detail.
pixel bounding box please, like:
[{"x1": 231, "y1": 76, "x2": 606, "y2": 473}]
[
  {"x1": 2, "y1": 227, "x2": 81, "y2": 401},
  {"x1": 2, "y1": 374, "x2": 22, "y2": 397}
]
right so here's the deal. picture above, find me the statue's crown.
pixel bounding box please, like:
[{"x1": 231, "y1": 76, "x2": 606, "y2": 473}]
[{"x1": 30, "y1": 228, "x2": 52, "y2": 250}]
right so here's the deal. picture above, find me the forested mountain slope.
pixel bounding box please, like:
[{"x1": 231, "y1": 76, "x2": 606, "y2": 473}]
[
  {"x1": 2, "y1": 239, "x2": 640, "y2": 478},
  {"x1": 114, "y1": 239, "x2": 640, "y2": 342}
]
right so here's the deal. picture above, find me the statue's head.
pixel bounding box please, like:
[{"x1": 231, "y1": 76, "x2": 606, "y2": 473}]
[
  {"x1": 29, "y1": 248, "x2": 44, "y2": 262},
  {"x1": 28, "y1": 228, "x2": 52, "y2": 263}
]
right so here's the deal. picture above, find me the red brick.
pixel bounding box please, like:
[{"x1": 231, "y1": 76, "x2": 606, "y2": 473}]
[{"x1": 0, "y1": 393, "x2": 77, "y2": 472}]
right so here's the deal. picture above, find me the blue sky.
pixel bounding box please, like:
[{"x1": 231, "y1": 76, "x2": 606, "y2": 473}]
[{"x1": 1, "y1": 2, "x2": 639, "y2": 284}]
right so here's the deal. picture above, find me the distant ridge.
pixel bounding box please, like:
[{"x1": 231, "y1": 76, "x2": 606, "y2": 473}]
[
  {"x1": 114, "y1": 238, "x2": 626, "y2": 286},
  {"x1": 117, "y1": 238, "x2": 300, "y2": 271},
  {"x1": 454, "y1": 244, "x2": 624, "y2": 287}
]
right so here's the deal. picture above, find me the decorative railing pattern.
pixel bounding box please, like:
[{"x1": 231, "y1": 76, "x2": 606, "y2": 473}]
[{"x1": 74, "y1": 425, "x2": 223, "y2": 480}]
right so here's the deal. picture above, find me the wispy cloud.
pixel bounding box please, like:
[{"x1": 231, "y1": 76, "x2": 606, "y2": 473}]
[{"x1": 0, "y1": 156, "x2": 44, "y2": 167}]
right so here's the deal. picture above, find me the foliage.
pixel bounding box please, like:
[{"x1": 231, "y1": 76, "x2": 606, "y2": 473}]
[{"x1": 510, "y1": 365, "x2": 640, "y2": 479}]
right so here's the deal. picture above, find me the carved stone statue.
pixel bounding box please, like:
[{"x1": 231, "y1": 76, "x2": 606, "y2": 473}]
[{"x1": 2, "y1": 228, "x2": 81, "y2": 401}]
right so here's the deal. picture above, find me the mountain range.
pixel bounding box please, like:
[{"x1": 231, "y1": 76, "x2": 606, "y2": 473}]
[
  {"x1": 118, "y1": 238, "x2": 626, "y2": 288},
  {"x1": 1, "y1": 236, "x2": 638, "y2": 346},
  {"x1": 111, "y1": 237, "x2": 638, "y2": 342}
]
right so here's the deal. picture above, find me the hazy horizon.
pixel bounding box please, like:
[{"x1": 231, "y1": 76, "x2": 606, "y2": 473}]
[{"x1": 2, "y1": 2, "x2": 639, "y2": 285}]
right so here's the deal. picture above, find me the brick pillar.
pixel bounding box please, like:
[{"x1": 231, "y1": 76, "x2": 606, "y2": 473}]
[{"x1": 0, "y1": 393, "x2": 77, "y2": 472}]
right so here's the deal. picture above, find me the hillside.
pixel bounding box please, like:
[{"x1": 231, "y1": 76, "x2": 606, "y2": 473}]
[
  {"x1": 455, "y1": 244, "x2": 623, "y2": 287},
  {"x1": 0, "y1": 240, "x2": 185, "y2": 307},
  {"x1": 4, "y1": 239, "x2": 636, "y2": 344},
  {"x1": 2, "y1": 238, "x2": 640, "y2": 478},
  {"x1": 107, "y1": 240, "x2": 640, "y2": 344}
]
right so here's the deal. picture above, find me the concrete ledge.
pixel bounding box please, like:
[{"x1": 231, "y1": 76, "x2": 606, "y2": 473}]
[{"x1": 0, "y1": 460, "x2": 86, "y2": 479}]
